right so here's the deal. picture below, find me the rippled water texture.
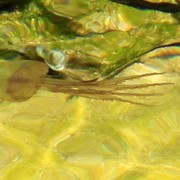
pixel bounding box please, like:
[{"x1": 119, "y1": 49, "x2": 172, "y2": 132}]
[{"x1": 0, "y1": 0, "x2": 180, "y2": 179}]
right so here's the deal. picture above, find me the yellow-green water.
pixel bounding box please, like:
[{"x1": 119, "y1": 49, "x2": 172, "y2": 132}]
[
  {"x1": 0, "y1": 59, "x2": 179, "y2": 179},
  {"x1": 0, "y1": 0, "x2": 179, "y2": 179}
]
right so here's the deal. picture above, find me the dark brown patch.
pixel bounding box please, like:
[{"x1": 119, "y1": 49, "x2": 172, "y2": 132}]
[{"x1": 6, "y1": 61, "x2": 48, "y2": 101}]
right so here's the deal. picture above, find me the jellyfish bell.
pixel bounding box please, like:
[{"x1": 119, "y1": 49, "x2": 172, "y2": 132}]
[
  {"x1": 35, "y1": 47, "x2": 69, "y2": 71},
  {"x1": 44, "y1": 50, "x2": 68, "y2": 71}
]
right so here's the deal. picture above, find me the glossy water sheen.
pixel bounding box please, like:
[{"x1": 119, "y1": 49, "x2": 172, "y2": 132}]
[{"x1": 0, "y1": 0, "x2": 179, "y2": 179}]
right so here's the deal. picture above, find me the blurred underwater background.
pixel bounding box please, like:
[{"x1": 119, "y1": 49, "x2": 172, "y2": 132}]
[{"x1": 0, "y1": 0, "x2": 180, "y2": 179}]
